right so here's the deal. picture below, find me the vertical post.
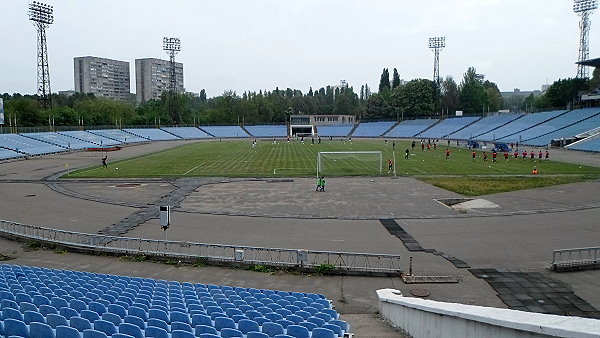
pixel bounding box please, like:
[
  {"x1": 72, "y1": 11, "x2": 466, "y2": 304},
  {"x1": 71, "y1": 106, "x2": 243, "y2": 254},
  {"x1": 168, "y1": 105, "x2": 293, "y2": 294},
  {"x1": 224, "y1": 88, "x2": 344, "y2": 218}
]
[
  {"x1": 392, "y1": 148, "x2": 397, "y2": 178},
  {"x1": 409, "y1": 256, "x2": 413, "y2": 276}
]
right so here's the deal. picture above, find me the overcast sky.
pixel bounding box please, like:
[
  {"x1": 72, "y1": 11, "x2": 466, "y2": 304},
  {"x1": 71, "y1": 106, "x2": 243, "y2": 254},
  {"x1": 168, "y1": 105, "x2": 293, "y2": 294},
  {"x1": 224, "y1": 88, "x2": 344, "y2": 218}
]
[{"x1": 1, "y1": 0, "x2": 598, "y2": 98}]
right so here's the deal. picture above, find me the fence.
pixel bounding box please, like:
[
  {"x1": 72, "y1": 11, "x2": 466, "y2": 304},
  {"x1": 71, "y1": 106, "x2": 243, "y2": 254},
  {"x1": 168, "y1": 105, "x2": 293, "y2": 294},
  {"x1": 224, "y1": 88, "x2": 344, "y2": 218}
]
[
  {"x1": 0, "y1": 219, "x2": 402, "y2": 275},
  {"x1": 551, "y1": 246, "x2": 600, "y2": 272}
]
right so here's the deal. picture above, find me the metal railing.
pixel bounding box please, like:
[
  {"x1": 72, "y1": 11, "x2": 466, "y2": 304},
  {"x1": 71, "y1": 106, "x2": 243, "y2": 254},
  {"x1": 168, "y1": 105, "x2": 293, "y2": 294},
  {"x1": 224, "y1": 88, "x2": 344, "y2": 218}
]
[
  {"x1": 0, "y1": 219, "x2": 402, "y2": 274},
  {"x1": 551, "y1": 246, "x2": 600, "y2": 271}
]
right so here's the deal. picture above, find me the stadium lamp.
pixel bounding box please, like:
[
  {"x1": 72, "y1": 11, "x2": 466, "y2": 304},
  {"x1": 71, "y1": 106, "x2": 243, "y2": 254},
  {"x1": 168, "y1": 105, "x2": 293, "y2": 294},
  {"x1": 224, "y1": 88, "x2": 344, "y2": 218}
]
[
  {"x1": 428, "y1": 37, "x2": 445, "y2": 49},
  {"x1": 28, "y1": 1, "x2": 54, "y2": 25},
  {"x1": 573, "y1": 0, "x2": 598, "y2": 13},
  {"x1": 163, "y1": 37, "x2": 181, "y2": 52}
]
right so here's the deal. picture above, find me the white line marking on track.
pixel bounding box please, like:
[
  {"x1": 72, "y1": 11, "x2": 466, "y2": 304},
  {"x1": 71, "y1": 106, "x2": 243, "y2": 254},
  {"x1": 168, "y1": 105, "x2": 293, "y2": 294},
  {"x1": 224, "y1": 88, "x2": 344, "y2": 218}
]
[
  {"x1": 412, "y1": 167, "x2": 425, "y2": 173},
  {"x1": 183, "y1": 162, "x2": 205, "y2": 175}
]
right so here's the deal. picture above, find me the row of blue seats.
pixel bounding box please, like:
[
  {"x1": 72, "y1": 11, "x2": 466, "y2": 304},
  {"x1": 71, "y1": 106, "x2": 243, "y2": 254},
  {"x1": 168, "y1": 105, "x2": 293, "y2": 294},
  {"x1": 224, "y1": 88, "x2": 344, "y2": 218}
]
[{"x1": 0, "y1": 264, "x2": 349, "y2": 337}]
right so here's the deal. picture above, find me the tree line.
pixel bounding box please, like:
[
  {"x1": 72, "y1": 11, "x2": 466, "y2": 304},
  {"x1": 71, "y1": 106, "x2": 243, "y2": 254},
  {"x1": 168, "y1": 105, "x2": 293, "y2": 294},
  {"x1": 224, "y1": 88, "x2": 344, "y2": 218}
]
[{"x1": 1, "y1": 67, "x2": 598, "y2": 128}]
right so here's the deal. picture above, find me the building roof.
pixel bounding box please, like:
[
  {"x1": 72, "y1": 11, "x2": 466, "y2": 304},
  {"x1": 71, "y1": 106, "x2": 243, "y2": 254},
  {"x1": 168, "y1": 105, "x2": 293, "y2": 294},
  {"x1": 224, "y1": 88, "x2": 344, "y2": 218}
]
[{"x1": 576, "y1": 57, "x2": 600, "y2": 67}]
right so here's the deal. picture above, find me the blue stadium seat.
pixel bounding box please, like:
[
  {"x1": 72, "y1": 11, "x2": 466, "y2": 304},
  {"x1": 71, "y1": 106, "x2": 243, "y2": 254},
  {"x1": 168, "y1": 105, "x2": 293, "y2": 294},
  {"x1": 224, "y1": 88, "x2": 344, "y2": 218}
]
[
  {"x1": 88, "y1": 302, "x2": 107, "y2": 315},
  {"x1": 112, "y1": 334, "x2": 135, "y2": 338},
  {"x1": 47, "y1": 313, "x2": 69, "y2": 329},
  {"x1": 82, "y1": 328, "x2": 109, "y2": 338},
  {"x1": 220, "y1": 327, "x2": 244, "y2": 338},
  {"x1": 171, "y1": 329, "x2": 196, "y2": 338},
  {"x1": 195, "y1": 324, "x2": 218, "y2": 335},
  {"x1": 247, "y1": 332, "x2": 270, "y2": 338},
  {"x1": 322, "y1": 323, "x2": 343, "y2": 337},
  {"x1": 171, "y1": 321, "x2": 193, "y2": 333},
  {"x1": 108, "y1": 304, "x2": 127, "y2": 319},
  {"x1": 314, "y1": 312, "x2": 332, "y2": 322},
  {"x1": 60, "y1": 307, "x2": 80, "y2": 320},
  {"x1": 214, "y1": 316, "x2": 236, "y2": 330},
  {"x1": 197, "y1": 334, "x2": 220, "y2": 338},
  {"x1": 191, "y1": 313, "x2": 212, "y2": 327},
  {"x1": 118, "y1": 322, "x2": 144, "y2": 338},
  {"x1": 51, "y1": 296, "x2": 69, "y2": 309},
  {"x1": 286, "y1": 325, "x2": 310, "y2": 338},
  {"x1": 93, "y1": 319, "x2": 117, "y2": 336},
  {"x1": 70, "y1": 316, "x2": 92, "y2": 332},
  {"x1": 123, "y1": 315, "x2": 145, "y2": 329},
  {"x1": 307, "y1": 316, "x2": 326, "y2": 327},
  {"x1": 312, "y1": 327, "x2": 336, "y2": 338},
  {"x1": 4, "y1": 318, "x2": 30, "y2": 337},
  {"x1": 276, "y1": 319, "x2": 294, "y2": 329},
  {"x1": 237, "y1": 318, "x2": 260, "y2": 333},
  {"x1": 23, "y1": 310, "x2": 45, "y2": 324},
  {"x1": 146, "y1": 318, "x2": 169, "y2": 332},
  {"x1": 287, "y1": 314, "x2": 303, "y2": 324},
  {"x1": 81, "y1": 310, "x2": 101, "y2": 323},
  {"x1": 30, "y1": 321, "x2": 56, "y2": 338},
  {"x1": 101, "y1": 312, "x2": 122, "y2": 326},
  {"x1": 170, "y1": 311, "x2": 190, "y2": 324},
  {"x1": 144, "y1": 325, "x2": 169, "y2": 338},
  {"x1": 56, "y1": 325, "x2": 82, "y2": 338},
  {"x1": 298, "y1": 321, "x2": 317, "y2": 331},
  {"x1": 3, "y1": 307, "x2": 24, "y2": 320}
]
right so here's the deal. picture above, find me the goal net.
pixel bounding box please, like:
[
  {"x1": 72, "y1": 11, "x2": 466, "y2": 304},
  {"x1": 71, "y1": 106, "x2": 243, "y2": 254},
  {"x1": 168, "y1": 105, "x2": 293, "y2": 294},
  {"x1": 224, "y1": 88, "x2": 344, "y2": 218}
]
[{"x1": 317, "y1": 151, "x2": 382, "y2": 177}]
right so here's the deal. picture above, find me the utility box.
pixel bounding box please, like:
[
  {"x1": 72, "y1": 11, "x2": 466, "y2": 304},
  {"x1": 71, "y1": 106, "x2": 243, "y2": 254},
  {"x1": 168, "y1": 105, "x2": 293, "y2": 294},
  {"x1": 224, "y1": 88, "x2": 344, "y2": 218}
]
[
  {"x1": 297, "y1": 250, "x2": 308, "y2": 263},
  {"x1": 160, "y1": 206, "x2": 170, "y2": 229},
  {"x1": 234, "y1": 250, "x2": 244, "y2": 261}
]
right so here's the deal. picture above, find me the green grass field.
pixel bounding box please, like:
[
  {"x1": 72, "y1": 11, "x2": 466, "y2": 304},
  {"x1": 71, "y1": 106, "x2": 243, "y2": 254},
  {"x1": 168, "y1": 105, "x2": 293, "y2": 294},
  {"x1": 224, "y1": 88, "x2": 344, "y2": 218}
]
[{"x1": 68, "y1": 139, "x2": 600, "y2": 181}]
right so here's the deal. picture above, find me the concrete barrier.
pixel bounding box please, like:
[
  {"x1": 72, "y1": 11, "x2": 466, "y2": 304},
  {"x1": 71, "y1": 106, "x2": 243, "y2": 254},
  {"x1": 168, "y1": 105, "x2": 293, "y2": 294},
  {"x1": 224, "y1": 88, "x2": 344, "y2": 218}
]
[{"x1": 377, "y1": 289, "x2": 600, "y2": 338}]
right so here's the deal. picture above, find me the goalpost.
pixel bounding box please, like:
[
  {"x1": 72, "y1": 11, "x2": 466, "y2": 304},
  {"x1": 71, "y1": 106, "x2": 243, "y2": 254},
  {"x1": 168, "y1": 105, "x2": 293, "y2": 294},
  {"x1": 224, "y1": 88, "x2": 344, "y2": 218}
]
[{"x1": 317, "y1": 151, "x2": 383, "y2": 177}]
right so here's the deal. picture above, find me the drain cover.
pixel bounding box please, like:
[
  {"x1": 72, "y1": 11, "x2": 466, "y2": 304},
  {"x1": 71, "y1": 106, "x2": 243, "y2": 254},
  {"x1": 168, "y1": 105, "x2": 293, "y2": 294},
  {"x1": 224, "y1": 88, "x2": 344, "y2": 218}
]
[{"x1": 410, "y1": 288, "x2": 430, "y2": 297}]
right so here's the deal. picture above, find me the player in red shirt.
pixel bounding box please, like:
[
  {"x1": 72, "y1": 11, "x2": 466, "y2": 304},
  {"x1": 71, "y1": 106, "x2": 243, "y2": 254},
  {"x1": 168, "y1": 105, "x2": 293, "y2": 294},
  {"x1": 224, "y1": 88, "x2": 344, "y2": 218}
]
[
  {"x1": 530, "y1": 151, "x2": 535, "y2": 161},
  {"x1": 472, "y1": 150, "x2": 476, "y2": 162},
  {"x1": 545, "y1": 150, "x2": 550, "y2": 162},
  {"x1": 522, "y1": 150, "x2": 527, "y2": 160},
  {"x1": 492, "y1": 151, "x2": 497, "y2": 162},
  {"x1": 504, "y1": 151, "x2": 509, "y2": 161},
  {"x1": 538, "y1": 150, "x2": 543, "y2": 161},
  {"x1": 514, "y1": 150, "x2": 518, "y2": 158},
  {"x1": 483, "y1": 152, "x2": 488, "y2": 162},
  {"x1": 445, "y1": 148, "x2": 450, "y2": 160}
]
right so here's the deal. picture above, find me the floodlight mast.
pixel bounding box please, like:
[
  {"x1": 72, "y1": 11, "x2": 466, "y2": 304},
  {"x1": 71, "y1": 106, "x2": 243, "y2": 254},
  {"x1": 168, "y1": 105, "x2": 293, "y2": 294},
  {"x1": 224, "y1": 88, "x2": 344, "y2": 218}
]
[
  {"x1": 163, "y1": 37, "x2": 181, "y2": 124},
  {"x1": 574, "y1": 0, "x2": 598, "y2": 78},
  {"x1": 429, "y1": 37, "x2": 445, "y2": 85},
  {"x1": 28, "y1": 1, "x2": 54, "y2": 110}
]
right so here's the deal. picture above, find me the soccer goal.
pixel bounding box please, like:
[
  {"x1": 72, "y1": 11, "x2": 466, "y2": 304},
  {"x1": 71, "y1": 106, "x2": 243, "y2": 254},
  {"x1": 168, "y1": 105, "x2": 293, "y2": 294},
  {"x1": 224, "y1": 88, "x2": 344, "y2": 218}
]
[{"x1": 317, "y1": 151, "x2": 383, "y2": 177}]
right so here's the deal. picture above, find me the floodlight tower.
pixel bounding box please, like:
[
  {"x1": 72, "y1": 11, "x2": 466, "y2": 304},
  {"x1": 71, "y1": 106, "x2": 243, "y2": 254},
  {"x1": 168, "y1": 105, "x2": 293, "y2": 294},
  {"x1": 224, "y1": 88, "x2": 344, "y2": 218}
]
[
  {"x1": 429, "y1": 37, "x2": 445, "y2": 85},
  {"x1": 28, "y1": 1, "x2": 54, "y2": 109},
  {"x1": 163, "y1": 37, "x2": 181, "y2": 123},
  {"x1": 574, "y1": 0, "x2": 598, "y2": 78}
]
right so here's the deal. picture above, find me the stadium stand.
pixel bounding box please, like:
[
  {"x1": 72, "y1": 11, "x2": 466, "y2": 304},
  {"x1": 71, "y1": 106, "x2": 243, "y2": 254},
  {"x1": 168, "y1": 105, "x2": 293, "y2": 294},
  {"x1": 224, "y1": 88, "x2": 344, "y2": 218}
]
[
  {"x1": 0, "y1": 264, "x2": 350, "y2": 338},
  {"x1": 124, "y1": 128, "x2": 181, "y2": 141},
  {"x1": 21, "y1": 132, "x2": 98, "y2": 150},
  {"x1": 88, "y1": 129, "x2": 148, "y2": 143},
  {"x1": 58, "y1": 131, "x2": 121, "y2": 146},
  {"x1": 477, "y1": 110, "x2": 567, "y2": 142},
  {"x1": 567, "y1": 133, "x2": 600, "y2": 152},
  {"x1": 316, "y1": 124, "x2": 354, "y2": 137},
  {"x1": 244, "y1": 125, "x2": 288, "y2": 137},
  {"x1": 384, "y1": 119, "x2": 437, "y2": 138},
  {"x1": 0, "y1": 134, "x2": 65, "y2": 155},
  {"x1": 523, "y1": 108, "x2": 600, "y2": 146},
  {"x1": 160, "y1": 127, "x2": 212, "y2": 139},
  {"x1": 507, "y1": 108, "x2": 599, "y2": 144},
  {"x1": 416, "y1": 116, "x2": 481, "y2": 139},
  {"x1": 446, "y1": 114, "x2": 523, "y2": 140},
  {"x1": 351, "y1": 121, "x2": 396, "y2": 137},
  {"x1": 199, "y1": 126, "x2": 250, "y2": 138},
  {"x1": 0, "y1": 147, "x2": 24, "y2": 160}
]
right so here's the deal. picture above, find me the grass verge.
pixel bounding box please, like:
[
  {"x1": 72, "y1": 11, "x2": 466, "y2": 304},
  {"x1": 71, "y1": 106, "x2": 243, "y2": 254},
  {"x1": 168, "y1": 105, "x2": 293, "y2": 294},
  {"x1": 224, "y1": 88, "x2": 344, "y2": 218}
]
[{"x1": 419, "y1": 175, "x2": 599, "y2": 196}]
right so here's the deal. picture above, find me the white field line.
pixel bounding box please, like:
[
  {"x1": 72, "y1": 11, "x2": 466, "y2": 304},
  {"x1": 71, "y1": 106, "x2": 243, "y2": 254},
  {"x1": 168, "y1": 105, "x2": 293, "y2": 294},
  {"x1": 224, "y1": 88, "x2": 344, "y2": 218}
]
[
  {"x1": 183, "y1": 162, "x2": 206, "y2": 175},
  {"x1": 273, "y1": 168, "x2": 299, "y2": 174},
  {"x1": 412, "y1": 167, "x2": 426, "y2": 174}
]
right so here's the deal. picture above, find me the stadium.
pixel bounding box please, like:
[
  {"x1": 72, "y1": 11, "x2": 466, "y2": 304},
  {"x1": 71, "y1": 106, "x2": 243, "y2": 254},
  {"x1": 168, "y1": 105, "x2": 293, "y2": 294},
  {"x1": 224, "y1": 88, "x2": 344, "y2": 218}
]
[{"x1": 2, "y1": 1, "x2": 600, "y2": 338}]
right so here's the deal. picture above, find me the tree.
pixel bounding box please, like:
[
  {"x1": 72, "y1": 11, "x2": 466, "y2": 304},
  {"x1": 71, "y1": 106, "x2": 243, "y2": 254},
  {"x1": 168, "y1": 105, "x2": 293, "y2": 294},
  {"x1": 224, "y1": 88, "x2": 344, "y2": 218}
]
[
  {"x1": 541, "y1": 78, "x2": 589, "y2": 109},
  {"x1": 392, "y1": 68, "x2": 401, "y2": 89},
  {"x1": 459, "y1": 67, "x2": 488, "y2": 115},
  {"x1": 199, "y1": 89, "x2": 207, "y2": 104},
  {"x1": 391, "y1": 79, "x2": 436, "y2": 118},
  {"x1": 441, "y1": 76, "x2": 460, "y2": 114},
  {"x1": 378, "y1": 68, "x2": 390, "y2": 93},
  {"x1": 483, "y1": 80, "x2": 502, "y2": 112}
]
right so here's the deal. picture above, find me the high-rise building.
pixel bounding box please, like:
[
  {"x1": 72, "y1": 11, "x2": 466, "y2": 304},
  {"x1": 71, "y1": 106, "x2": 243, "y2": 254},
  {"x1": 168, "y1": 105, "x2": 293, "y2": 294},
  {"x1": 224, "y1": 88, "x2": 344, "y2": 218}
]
[
  {"x1": 73, "y1": 56, "x2": 130, "y2": 101},
  {"x1": 135, "y1": 58, "x2": 184, "y2": 104}
]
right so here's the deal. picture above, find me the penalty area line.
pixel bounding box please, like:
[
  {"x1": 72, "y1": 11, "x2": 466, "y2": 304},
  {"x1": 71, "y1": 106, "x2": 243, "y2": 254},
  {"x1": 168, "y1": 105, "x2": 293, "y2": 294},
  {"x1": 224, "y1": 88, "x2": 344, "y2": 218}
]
[
  {"x1": 183, "y1": 162, "x2": 205, "y2": 175},
  {"x1": 412, "y1": 167, "x2": 426, "y2": 174}
]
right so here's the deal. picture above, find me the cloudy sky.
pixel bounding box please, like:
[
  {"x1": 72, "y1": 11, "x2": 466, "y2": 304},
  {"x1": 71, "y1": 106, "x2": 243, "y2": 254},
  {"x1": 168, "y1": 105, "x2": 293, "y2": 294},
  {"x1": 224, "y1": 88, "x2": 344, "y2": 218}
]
[{"x1": 1, "y1": 0, "x2": 598, "y2": 98}]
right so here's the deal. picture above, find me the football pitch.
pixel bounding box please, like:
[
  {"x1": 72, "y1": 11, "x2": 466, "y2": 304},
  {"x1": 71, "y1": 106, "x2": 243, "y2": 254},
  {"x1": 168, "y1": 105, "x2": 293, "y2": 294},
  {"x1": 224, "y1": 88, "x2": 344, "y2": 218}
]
[{"x1": 68, "y1": 139, "x2": 600, "y2": 180}]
